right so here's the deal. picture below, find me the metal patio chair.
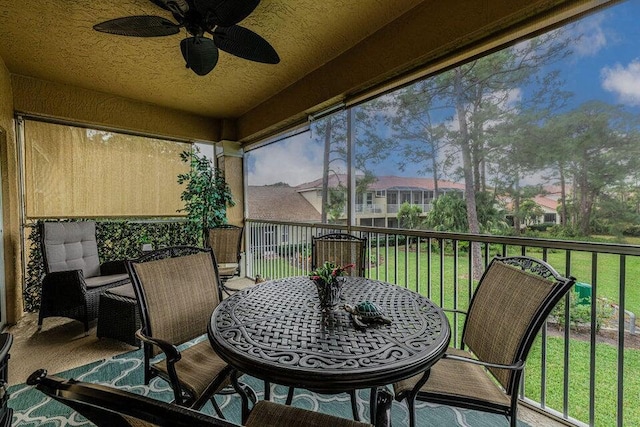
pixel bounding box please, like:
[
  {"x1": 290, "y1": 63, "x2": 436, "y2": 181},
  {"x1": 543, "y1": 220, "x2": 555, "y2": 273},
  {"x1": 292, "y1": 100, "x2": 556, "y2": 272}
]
[
  {"x1": 126, "y1": 246, "x2": 236, "y2": 414},
  {"x1": 207, "y1": 225, "x2": 243, "y2": 295},
  {"x1": 28, "y1": 369, "x2": 375, "y2": 427},
  {"x1": 311, "y1": 233, "x2": 367, "y2": 276},
  {"x1": 393, "y1": 256, "x2": 575, "y2": 427},
  {"x1": 283, "y1": 232, "x2": 368, "y2": 420}
]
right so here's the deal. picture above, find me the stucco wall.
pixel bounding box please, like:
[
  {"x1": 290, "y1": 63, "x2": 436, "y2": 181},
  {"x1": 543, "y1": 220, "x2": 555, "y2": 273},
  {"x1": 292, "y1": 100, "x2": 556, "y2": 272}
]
[
  {"x1": 12, "y1": 75, "x2": 222, "y2": 143},
  {"x1": 0, "y1": 57, "x2": 21, "y2": 323}
]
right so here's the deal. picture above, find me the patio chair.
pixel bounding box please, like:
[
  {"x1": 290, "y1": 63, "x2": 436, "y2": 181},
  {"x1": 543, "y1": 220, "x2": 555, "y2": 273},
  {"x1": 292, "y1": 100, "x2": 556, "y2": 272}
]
[
  {"x1": 285, "y1": 232, "x2": 368, "y2": 420},
  {"x1": 0, "y1": 333, "x2": 12, "y2": 427},
  {"x1": 393, "y1": 256, "x2": 575, "y2": 427},
  {"x1": 126, "y1": 246, "x2": 235, "y2": 413},
  {"x1": 206, "y1": 225, "x2": 243, "y2": 295},
  {"x1": 311, "y1": 233, "x2": 367, "y2": 276},
  {"x1": 28, "y1": 369, "x2": 375, "y2": 427},
  {"x1": 38, "y1": 221, "x2": 130, "y2": 333}
]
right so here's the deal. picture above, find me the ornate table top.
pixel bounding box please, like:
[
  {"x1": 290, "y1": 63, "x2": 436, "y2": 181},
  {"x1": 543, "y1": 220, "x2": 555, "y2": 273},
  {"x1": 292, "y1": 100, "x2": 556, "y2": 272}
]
[{"x1": 208, "y1": 276, "x2": 450, "y2": 392}]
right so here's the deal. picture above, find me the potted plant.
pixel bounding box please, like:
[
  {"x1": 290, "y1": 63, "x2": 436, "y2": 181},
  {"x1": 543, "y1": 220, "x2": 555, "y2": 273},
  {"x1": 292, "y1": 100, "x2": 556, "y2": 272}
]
[
  {"x1": 309, "y1": 262, "x2": 353, "y2": 310},
  {"x1": 138, "y1": 231, "x2": 153, "y2": 252},
  {"x1": 177, "y1": 146, "x2": 235, "y2": 245}
]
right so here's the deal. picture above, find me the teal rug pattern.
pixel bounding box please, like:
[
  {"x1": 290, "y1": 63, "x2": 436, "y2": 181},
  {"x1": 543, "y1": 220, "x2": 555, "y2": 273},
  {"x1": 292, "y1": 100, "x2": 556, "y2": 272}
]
[{"x1": 8, "y1": 340, "x2": 530, "y2": 426}]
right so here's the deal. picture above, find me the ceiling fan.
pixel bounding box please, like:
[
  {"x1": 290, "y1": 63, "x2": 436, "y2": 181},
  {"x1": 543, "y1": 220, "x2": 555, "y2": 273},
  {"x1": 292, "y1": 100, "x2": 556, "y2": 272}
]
[{"x1": 93, "y1": 0, "x2": 280, "y2": 76}]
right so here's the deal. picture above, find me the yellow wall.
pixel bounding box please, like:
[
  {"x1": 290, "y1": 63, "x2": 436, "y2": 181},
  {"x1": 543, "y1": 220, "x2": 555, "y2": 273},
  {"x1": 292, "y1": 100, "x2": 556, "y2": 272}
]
[
  {"x1": 0, "y1": 57, "x2": 21, "y2": 323},
  {"x1": 12, "y1": 75, "x2": 222, "y2": 143}
]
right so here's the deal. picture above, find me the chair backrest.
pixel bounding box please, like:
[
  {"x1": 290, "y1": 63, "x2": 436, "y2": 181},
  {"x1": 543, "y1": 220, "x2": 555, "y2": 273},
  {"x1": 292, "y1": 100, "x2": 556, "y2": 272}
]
[
  {"x1": 311, "y1": 233, "x2": 367, "y2": 277},
  {"x1": 126, "y1": 247, "x2": 222, "y2": 356},
  {"x1": 41, "y1": 221, "x2": 100, "y2": 278},
  {"x1": 27, "y1": 369, "x2": 237, "y2": 427},
  {"x1": 462, "y1": 256, "x2": 575, "y2": 394},
  {"x1": 207, "y1": 225, "x2": 243, "y2": 264}
]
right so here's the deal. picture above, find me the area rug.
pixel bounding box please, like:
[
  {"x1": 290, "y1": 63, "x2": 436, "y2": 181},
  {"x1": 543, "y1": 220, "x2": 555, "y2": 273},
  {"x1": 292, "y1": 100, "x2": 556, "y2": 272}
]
[{"x1": 8, "y1": 340, "x2": 529, "y2": 426}]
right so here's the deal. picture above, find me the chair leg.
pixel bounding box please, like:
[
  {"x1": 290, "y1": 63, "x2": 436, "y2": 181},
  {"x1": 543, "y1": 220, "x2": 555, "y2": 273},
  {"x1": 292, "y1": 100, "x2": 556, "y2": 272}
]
[
  {"x1": 285, "y1": 387, "x2": 295, "y2": 405},
  {"x1": 349, "y1": 390, "x2": 360, "y2": 421},
  {"x1": 37, "y1": 313, "x2": 43, "y2": 332},
  {"x1": 264, "y1": 381, "x2": 271, "y2": 401},
  {"x1": 210, "y1": 396, "x2": 225, "y2": 419}
]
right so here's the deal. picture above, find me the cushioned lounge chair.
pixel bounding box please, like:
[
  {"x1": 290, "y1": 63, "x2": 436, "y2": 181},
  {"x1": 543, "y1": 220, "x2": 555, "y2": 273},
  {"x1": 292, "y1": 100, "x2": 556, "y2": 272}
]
[{"x1": 38, "y1": 221, "x2": 129, "y2": 333}]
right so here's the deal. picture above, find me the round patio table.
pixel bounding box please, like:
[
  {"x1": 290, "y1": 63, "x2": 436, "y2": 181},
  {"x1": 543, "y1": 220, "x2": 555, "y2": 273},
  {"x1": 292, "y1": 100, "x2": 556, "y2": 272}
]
[{"x1": 208, "y1": 276, "x2": 450, "y2": 424}]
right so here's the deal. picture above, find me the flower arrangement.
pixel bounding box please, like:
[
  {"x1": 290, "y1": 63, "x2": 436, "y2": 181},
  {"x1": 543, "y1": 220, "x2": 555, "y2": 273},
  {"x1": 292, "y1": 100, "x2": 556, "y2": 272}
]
[{"x1": 310, "y1": 261, "x2": 354, "y2": 284}]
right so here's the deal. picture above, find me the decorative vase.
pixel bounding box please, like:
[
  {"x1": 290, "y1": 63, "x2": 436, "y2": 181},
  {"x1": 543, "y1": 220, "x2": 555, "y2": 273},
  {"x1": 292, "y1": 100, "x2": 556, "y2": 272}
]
[{"x1": 313, "y1": 277, "x2": 343, "y2": 310}]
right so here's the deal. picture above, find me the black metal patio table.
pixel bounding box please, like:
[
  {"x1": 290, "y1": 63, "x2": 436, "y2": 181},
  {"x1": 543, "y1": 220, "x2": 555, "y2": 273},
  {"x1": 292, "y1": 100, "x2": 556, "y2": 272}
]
[{"x1": 208, "y1": 276, "x2": 451, "y2": 425}]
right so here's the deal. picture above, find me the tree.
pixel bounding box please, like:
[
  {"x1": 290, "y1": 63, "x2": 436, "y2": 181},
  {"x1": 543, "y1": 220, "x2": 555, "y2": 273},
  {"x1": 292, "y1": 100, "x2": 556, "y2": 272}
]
[
  {"x1": 313, "y1": 103, "x2": 397, "y2": 222},
  {"x1": 397, "y1": 202, "x2": 424, "y2": 229},
  {"x1": 425, "y1": 193, "x2": 467, "y2": 232},
  {"x1": 543, "y1": 101, "x2": 640, "y2": 234},
  {"x1": 177, "y1": 147, "x2": 235, "y2": 244}
]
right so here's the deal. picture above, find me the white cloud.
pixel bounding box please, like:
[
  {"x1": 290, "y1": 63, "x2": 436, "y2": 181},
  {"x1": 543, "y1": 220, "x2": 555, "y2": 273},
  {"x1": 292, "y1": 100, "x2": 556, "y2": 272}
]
[
  {"x1": 601, "y1": 60, "x2": 640, "y2": 106},
  {"x1": 571, "y1": 15, "x2": 607, "y2": 57},
  {"x1": 247, "y1": 134, "x2": 324, "y2": 186}
]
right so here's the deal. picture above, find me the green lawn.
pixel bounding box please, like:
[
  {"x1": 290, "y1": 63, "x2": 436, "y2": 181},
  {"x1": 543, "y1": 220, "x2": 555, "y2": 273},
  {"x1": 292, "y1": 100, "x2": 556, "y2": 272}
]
[
  {"x1": 256, "y1": 243, "x2": 640, "y2": 425},
  {"x1": 526, "y1": 335, "x2": 640, "y2": 426}
]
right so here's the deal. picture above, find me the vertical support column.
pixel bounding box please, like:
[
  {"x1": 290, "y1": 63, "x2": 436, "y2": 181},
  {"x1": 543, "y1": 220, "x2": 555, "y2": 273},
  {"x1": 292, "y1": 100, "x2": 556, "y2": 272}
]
[
  {"x1": 217, "y1": 140, "x2": 245, "y2": 277},
  {"x1": 347, "y1": 108, "x2": 356, "y2": 228},
  {"x1": 216, "y1": 140, "x2": 244, "y2": 227}
]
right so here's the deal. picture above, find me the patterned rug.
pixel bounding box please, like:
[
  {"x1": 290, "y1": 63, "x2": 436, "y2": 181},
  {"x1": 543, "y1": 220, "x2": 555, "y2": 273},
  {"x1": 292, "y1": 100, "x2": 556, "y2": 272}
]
[{"x1": 8, "y1": 340, "x2": 529, "y2": 426}]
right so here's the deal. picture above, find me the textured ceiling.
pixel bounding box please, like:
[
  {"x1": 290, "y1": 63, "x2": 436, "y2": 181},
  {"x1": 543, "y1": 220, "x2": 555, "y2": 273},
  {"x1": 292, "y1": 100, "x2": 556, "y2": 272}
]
[{"x1": 0, "y1": 0, "x2": 422, "y2": 118}]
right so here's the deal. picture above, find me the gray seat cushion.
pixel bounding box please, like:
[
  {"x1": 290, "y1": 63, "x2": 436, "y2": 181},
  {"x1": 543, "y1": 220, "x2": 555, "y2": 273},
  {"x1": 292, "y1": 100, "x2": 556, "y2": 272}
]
[
  {"x1": 105, "y1": 283, "x2": 136, "y2": 299},
  {"x1": 43, "y1": 222, "x2": 100, "y2": 278},
  {"x1": 84, "y1": 274, "x2": 129, "y2": 289}
]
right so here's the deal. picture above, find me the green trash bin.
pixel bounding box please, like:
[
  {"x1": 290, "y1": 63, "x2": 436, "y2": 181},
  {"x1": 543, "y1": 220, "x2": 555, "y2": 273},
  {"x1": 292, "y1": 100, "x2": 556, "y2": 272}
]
[{"x1": 574, "y1": 282, "x2": 592, "y2": 305}]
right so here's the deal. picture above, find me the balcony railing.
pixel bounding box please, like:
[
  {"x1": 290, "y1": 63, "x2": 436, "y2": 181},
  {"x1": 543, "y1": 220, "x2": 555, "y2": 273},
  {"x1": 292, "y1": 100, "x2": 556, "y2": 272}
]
[
  {"x1": 246, "y1": 218, "x2": 640, "y2": 427},
  {"x1": 387, "y1": 203, "x2": 433, "y2": 214}
]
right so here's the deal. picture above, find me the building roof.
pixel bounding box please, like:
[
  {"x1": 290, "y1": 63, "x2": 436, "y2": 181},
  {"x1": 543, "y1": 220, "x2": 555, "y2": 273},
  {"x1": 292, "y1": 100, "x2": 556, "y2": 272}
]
[
  {"x1": 295, "y1": 175, "x2": 465, "y2": 192},
  {"x1": 247, "y1": 186, "x2": 321, "y2": 222}
]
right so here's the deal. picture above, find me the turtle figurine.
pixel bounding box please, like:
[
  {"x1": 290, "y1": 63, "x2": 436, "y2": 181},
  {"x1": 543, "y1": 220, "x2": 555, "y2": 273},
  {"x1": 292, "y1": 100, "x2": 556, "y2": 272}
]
[{"x1": 344, "y1": 301, "x2": 392, "y2": 329}]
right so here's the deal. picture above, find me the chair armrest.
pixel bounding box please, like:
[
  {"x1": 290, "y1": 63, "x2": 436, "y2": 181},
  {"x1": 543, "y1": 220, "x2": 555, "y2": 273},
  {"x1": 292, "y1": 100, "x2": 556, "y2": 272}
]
[
  {"x1": 41, "y1": 270, "x2": 87, "y2": 308},
  {"x1": 135, "y1": 329, "x2": 181, "y2": 363},
  {"x1": 442, "y1": 353, "x2": 525, "y2": 371},
  {"x1": 100, "y1": 260, "x2": 127, "y2": 276}
]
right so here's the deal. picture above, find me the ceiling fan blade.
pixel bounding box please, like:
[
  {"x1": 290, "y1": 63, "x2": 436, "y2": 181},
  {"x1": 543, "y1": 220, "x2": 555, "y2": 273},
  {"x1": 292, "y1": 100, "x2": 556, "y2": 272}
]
[
  {"x1": 194, "y1": 0, "x2": 260, "y2": 27},
  {"x1": 180, "y1": 37, "x2": 219, "y2": 75},
  {"x1": 93, "y1": 16, "x2": 180, "y2": 37},
  {"x1": 213, "y1": 25, "x2": 279, "y2": 64}
]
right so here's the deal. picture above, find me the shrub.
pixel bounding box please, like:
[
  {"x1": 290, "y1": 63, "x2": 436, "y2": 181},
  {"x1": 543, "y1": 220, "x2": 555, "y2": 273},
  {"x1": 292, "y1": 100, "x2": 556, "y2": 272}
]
[{"x1": 551, "y1": 289, "x2": 614, "y2": 332}]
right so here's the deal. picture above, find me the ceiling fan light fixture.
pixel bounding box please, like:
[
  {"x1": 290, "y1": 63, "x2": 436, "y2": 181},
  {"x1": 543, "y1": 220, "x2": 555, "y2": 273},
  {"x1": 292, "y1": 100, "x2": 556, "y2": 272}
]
[{"x1": 180, "y1": 36, "x2": 219, "y2": 76}]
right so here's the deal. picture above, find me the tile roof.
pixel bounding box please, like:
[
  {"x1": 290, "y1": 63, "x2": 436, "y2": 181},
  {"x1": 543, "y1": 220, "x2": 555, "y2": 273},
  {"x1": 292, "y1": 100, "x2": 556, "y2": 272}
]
[
  {"x1": 295, "y1": 174, "x2": 464, "y2": 191},
  {"x1": 247, "y1": 186, "x2": 321, "y2": 221}
]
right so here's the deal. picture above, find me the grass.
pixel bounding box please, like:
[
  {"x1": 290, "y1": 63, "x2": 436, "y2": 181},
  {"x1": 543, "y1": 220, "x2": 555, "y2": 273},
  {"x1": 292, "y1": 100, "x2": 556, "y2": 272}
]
[
  {"x1": 254, "y1": 243, "x2": 640, "y2": 425},
  {"x1": 526, "y1": 335, "x2": 640, "y2": 426}
]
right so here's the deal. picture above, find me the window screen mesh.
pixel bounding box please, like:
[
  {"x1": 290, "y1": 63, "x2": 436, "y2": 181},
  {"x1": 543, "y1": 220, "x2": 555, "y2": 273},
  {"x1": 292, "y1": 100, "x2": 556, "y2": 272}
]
[{"x1": 24, "y1": 120, "x2": 190, "y2": 218}]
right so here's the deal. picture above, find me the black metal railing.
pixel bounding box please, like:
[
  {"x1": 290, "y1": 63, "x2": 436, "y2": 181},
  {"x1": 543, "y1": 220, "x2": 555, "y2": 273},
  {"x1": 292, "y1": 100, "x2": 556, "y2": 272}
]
[{"x1": 246, "y1": 219, "x2": 640, "y2": 427}]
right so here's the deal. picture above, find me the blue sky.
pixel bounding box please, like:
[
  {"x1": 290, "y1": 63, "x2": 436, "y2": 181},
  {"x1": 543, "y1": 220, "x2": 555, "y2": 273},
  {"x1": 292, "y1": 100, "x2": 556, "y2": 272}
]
[{"x1": 247, "y1": 1, "x2": 640, "y2": 186}]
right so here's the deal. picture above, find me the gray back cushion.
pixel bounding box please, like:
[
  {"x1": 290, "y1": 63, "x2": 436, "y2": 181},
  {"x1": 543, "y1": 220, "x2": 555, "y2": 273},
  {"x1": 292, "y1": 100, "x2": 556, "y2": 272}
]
[{"x1": 43, "y1": 221, "x2": 100, "y2": 278}]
